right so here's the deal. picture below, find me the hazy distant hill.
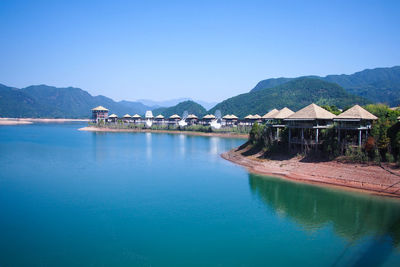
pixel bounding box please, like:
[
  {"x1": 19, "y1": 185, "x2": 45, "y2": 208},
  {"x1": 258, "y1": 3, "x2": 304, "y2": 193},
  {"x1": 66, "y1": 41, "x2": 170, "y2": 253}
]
[
  {"x1": 251, "y1": 66, "x2": 400, "y2": 106},
  {"x1": 0, "y1": 84, "x2": 153, "y2": 118},
  {"x1": 152, "y1": 100, "x2": 207, "y2": 118},
  {"x1": 138, "y1": 98, "x2": 217, "y2": 110},
  {"x1": 209, "y1": 77, "x2": 369, "y2": 118}
]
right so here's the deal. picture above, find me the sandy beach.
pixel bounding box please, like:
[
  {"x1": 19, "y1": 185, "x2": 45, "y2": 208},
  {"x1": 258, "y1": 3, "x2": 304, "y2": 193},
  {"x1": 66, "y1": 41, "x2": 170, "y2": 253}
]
[
  {"x1": 222, "y1": 144, "x2": 400, "y2": 198},
  {"x1": 79, "y1": 126, "x2": 248, "y2": 139},
  {"x1": 0, "y1": 118, "x2": 89, "y2": 125}
]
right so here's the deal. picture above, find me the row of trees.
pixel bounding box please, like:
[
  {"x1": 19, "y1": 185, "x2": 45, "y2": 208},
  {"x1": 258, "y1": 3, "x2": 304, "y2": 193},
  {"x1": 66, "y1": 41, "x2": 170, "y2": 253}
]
[{"x1": 249, "y1": 104, "x2": 400, "y2": 163}]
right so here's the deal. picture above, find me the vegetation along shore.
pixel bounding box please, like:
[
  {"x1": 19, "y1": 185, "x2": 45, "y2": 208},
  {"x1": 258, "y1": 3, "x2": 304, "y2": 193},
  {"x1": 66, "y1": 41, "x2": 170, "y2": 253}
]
[{"x1": 223, "y1": 103, "x2": 400, "y2": 198}]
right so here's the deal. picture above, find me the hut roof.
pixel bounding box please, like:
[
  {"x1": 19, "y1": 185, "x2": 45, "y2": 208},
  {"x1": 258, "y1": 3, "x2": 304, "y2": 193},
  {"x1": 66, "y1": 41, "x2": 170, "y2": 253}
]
[
  {"x1": 262, "y1": 109, "x2": 279, "y2": 119},
  {"x1": 145, "y1": 110, "x2": 154, "y2": 118},
  {"x1": 170, "y1": 114, "x2": 181, "y2": 119},
  {"x1": 335, "y1": 105, "x2": 378, "y2": 120},
  {"x1": 123, "y1": 114, "x2": 132, "y2": 118},
  {"x1": 92, "y1": 106, "x2": 108, "y2": 111},
  {"x1": 203, "y1": 114, "x2": 216, "y2": 119},
  {"x1": 273, "y1": 107, "x2": 294, "y2": 119},
  {"x1": 155, "y1": 114, "x2": 164, "y2": 119},
  {"x1": 108, "y1": 114, "x2": 118, "y2": 118},
  {"x1": 230, "y1": 114, "x2": 238, "y2": 119},
  {"x1": 244, "y1": 114, "x2": 253, "y2": 119},
  {"x1": 286, "y1": 103, "x2": 336, "y2": 120},
  {"x1": 253, "y1": 114, "x2": 262, "y2": 119},
  {"x1": 187, "y1": 114, "x2": 198, "y2": 119},
  {"x1": 132, "y1": 114, "x2": 141, "y2": 118}
]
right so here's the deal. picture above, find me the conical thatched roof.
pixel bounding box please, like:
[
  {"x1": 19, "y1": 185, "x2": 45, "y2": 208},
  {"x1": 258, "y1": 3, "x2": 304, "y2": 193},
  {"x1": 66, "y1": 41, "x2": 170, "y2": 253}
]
[
  {"x1": 262, "y1": 109, "x2": 279, "y2": 119},
  {"x1": 335, "y1": 105, "x2": 378, "y2": 120},
  {"x1": 123, "y1": 114, "x2": 132, "y2": 118},
  {"x1": 187, "y1": 114, "x2": 198, "y2": 119},
  {"x1": 155, "y1": 114, "x2": 164, "y2": 119},
  {"x1": 108, "y1": 114, "x2": 118, "y2": 118},
  {"x1": 203, "y1": 114, "x2": 216, "y2": 119},
  {"x1": 92, "y1": 106, "x2": 108, "y2": 111},
  {"x1": 253, "y1": 114, "x2": 262, "y2": 119},
  {"x1": 286, "y1": 103, "x2": 336, "y2": 120},
  {"x1": 273, "y1": 107, "x2": 294, "y2": 119},
  {"x1": 132, "y1": 114, "x2": 141, "y2": 118},
  {"x1": 170, "y1": 114, "x2": 181, "y2": 119},
  {"x1": 244, "y1": 115, "x2": 253, "y2": 119}
]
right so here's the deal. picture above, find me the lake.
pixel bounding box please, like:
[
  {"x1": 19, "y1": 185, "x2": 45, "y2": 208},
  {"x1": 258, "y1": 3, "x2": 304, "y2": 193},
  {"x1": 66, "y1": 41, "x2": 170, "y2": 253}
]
[{"x1": 1, "y1": 123, "x2": 400, "y2": 266}]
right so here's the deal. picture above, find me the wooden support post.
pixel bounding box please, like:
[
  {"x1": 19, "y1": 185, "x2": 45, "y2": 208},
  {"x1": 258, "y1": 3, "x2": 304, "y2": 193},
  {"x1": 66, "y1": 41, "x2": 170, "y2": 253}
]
[
  {"x1": 358, "y1": 130, "x2": 362, "y2": 147},
  {"x1": 338, "y1": 129, "x2": 340, "y2": 143}
]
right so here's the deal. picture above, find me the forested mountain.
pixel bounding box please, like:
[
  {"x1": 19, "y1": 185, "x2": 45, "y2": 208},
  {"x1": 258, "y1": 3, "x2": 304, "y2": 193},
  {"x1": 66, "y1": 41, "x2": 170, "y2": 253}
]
[
  {"x1": 152, "y1": 100, "x2": 207, "y2": 118},
  {"x1": 251, "y1": 66, "x2": 400, "y2": 106},
  {"x1": 209, "y1": 78, "x2": 369, "y2": 118},
  {"x1": 0, "y1": 84, "x2": 152, "y2": 118}
]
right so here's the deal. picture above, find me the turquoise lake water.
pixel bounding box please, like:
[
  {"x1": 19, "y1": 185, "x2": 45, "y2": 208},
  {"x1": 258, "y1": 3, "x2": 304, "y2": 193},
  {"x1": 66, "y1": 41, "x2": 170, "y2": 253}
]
[{"x1": 1, "y1": 123, "x2": 400, "y2": 266}]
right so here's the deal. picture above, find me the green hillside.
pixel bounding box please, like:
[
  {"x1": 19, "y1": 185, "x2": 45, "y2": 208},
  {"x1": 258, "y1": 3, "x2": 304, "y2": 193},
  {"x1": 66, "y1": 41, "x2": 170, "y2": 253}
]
[
  {"x1": 251, "y1": 66, "x2": 400, "y2": 106},
  {"x1": 0, "y1": 84, "x2": 153, "y2": 118},
  {"x1": 152, "y1": 100, "x2": 207, "y2": 118},
  {"x1": 209, "y1": 77, "x2": 369, "y2": 118}
]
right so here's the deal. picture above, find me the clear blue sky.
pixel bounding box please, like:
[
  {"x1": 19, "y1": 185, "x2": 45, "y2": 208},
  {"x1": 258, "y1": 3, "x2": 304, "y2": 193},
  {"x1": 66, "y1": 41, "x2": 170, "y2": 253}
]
[{"x1": 0, "y1": 0, "x2": 399, "y2": 102}]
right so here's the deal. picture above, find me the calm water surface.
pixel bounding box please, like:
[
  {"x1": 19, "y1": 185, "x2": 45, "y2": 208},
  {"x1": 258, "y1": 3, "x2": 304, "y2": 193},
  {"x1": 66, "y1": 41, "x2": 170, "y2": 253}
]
[{"x1": 1, "y1": 123, "x2": 400, "y2": 266}]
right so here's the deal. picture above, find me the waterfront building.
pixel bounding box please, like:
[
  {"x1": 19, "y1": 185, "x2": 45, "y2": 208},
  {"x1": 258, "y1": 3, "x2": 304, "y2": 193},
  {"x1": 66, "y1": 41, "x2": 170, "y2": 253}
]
[
  {"x1": 285, "y1": 103, "x2": 336, "y2": 150},
  {"x1": 107, "y1": 114, "x2": 118, "y2": 123},
  {"x1": 334, "y1": 105, "x2": 378, "y2": 146},
  {"x1": 201, "y1": 114, "x2": 216, "y2": 125},
  {"x1": 169, "y1": 114, "x2": 181, "y2": 125},
  {"x1": 122, "y1": 114, "x2": 132, "y2": 123},
  {"x1": 91, "y1": 106, "x2": 109, "y2": 123},
  {"x1": 268, "y1": 107, "x2": 294, "y2": 140},
  {"x1": 186, "y1": 114, "x2": 198, "y2": 125},
  {"x1": 222, "y1": 114, "x2": 239, "y2": 126},
  {"x1": 132, "y1": 114, "x2": 142, "y2": 124},
  {"x1": 154, "y1": 114, "x2": 165, "y2": 124}
]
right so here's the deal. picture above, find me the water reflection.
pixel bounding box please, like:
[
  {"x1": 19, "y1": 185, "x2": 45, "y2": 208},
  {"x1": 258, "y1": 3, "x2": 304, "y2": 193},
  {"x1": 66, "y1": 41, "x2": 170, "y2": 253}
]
[
  {"x1": 146, "y1": 132, "x2": 152, "y2": 161},
  {"x1": 248, "y1": 174, "x2": 400, "y2": 245}
]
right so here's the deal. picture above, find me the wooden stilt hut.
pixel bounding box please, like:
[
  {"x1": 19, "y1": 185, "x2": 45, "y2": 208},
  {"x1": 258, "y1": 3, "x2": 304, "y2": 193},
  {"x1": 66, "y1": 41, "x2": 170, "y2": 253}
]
[
  {"x1": 285, "y1": 103, "x2": 336, "y2": 151},
  {"x1": 334, "y1": 105, "x2": 378, "y2": 147}
]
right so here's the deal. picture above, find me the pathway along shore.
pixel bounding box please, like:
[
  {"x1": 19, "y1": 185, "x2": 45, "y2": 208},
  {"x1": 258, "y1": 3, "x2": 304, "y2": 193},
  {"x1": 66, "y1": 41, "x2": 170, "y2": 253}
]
[
  {"x1": 79, "y1": 126, "x2": 248, "y2": 139},
  {"x1": 222, "y1": 144, "x2": 400, "y2": 199}
]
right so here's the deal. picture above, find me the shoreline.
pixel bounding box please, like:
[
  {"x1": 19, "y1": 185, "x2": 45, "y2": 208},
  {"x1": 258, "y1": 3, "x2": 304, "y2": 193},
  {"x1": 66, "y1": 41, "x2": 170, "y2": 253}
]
[
  {"x1": 79, "y1": 126, "x2": 248, "y2": 139},
  {"x1": 222, "y1": 145, "x2": 400, "y2": 199},
  {"x1": 0, "y1": 118, "x2": 89, "y2": 125}
]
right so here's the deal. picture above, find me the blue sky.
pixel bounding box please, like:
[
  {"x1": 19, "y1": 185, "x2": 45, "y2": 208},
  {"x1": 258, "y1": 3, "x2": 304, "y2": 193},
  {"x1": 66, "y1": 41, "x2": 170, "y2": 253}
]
[{"x1": 0, "y1": 0, "x2": 399, "y2": 102}]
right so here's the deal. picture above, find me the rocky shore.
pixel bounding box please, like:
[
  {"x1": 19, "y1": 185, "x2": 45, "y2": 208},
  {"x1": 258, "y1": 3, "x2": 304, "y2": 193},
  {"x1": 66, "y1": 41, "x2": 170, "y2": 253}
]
[{"x1": 222, "y1": 144, "x2": 400, "y2": 199}]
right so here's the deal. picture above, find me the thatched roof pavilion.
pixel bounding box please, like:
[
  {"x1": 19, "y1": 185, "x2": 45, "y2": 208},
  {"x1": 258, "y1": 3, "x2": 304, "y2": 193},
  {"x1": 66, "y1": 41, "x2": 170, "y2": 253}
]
[
  {"x1": 334, "y1": 105, "x2": 378, "y2": 146},
  {"x1": 169, "y1": 114, "x2": 181, "y2": 119},
  {"x1": 334, "y1": 105, "x2": 377, "y2": 121},
  {"x1": 187, "y1": 114, "x2": 198, "y2": 119},
  {"x1": 155, "y1": 114, "x2": 164, "y2": 119},
  {"x1": 123, "y1": 114, "x2": 132, "y2": 118},
  {"x1": 108, "y1": 114, "x2": 118, "y2": 118},
  {"x1": 132, "y1": 114, "x2": 141, "y2": 118},
  {"x1": 286, "y1": 103, "x2": 336, "y2": 121}
]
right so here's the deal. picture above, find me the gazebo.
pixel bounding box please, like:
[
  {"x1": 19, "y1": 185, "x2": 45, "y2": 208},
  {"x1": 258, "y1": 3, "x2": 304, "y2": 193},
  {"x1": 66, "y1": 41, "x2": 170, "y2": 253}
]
[
  {"x1": 334, "y1": 105, "x2": 378, "y2": 146},
  {"x1": 222, "y1": 114, "x2": 239, "y2": 126},
  {"x1": 132, "y1": 114, "x2": 141, "y2": 124},
  {"x1": 201, "y1": 114, "x2": 216, "y2": 125},
  {"x1": 154, "y1": 114, "x2": 165, "y2": 124},
  {"x1": 262, "y1": 109, "x2": 279, "y2": 122},
  {"x1": 186, "y1": 114, "x2": 198, "y2": 125},
  {"x1": 285, "y1": 103, "x2": 336, "y2": 150},
  {"x1": 107, "y1": 113, "x2": 118, "y2": 123},
  {"x1": 122, "y1": 114, "x2": 132, "y2": 123},
  {"x1": 268, "y1": 107, "x2": 294, "y2": 140},
  {"x1": 169, "y1": 114, "x2": 181, "y2": 125}
]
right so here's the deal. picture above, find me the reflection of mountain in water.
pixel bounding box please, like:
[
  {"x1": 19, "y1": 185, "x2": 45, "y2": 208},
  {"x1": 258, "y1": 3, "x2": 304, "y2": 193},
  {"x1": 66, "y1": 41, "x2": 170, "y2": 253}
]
[{"x1": 248, "y1": 174, "x2": 400, "y2": 246}]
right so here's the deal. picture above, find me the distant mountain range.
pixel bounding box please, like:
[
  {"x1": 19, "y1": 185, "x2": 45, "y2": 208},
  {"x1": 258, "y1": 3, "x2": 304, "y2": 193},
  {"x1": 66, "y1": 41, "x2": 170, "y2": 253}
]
[
  {"x1": 209, "y1": 77, "x2": 369, "y2": 118},
  {"x1": 1, "y1": 66, "x2": 399, "y2": 118},
  {"x1": 251, "y1": 66, "x2": 400, "y2": 106},
  {"x1": 0, "y1": 84, "x2": 154, "y2": 118}
]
